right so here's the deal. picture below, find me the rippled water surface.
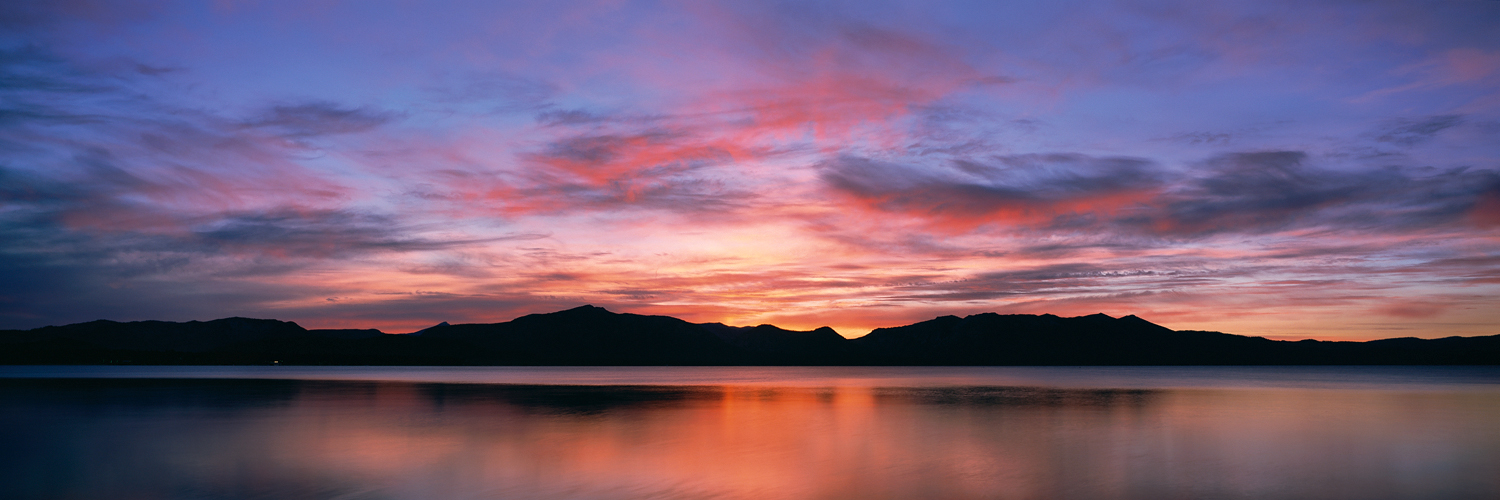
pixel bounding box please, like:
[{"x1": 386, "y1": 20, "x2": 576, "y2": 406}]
[{"x1": 3, "y1": 366, "x2": 1498, "y2": 499}]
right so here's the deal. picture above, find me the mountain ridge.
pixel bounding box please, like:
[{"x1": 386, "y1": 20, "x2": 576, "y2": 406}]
[{"x1": 2, "y1": 305, "x2": 1496, "y2": 365}]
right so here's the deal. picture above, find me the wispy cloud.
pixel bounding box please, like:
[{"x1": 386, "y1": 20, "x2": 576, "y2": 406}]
[
  {"x1": 820, "y1": 154, "x2": 1162, "y2": 229},
  {"x1": 244, "y1": 101, "x2": 401, "y2": 139}
]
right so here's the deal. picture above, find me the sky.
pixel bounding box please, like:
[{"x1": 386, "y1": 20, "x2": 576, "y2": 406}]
[{"x1": 1, "y1": 0, "x2": 1497, "y2": 340}]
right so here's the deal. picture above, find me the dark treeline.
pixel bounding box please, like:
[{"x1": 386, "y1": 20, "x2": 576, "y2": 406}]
[{"x1": 2, "y1": 305, "x2": 1496, "y2": 365}]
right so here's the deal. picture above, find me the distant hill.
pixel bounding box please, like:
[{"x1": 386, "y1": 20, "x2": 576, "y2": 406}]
[{"x1": 1, "y1": 305, "x2": 1496, "y2": 365}]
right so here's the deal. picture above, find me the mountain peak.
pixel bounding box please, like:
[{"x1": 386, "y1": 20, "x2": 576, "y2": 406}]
[
  {"x1": 562, "y1": 304, "x2": 612, "y2": 314},
  {"x1": 412, "y1": 321, "x2": 450, "y2": 335},
  {"x1": 1117, "y1": 315, "x2": 1169, "y2": 330}
]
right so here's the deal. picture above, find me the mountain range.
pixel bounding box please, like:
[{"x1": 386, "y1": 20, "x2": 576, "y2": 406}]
[{"x1": 2, "y1": 305, "x2": 1496, "y2": 365}]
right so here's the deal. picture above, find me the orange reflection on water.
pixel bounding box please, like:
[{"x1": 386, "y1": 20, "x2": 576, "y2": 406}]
[
  {"x1": 248, "y1": 383, "x2": 1176, "y2": 499},
  {"x1": 20, "y1": 378, "x2": 1494, "y2": 500}
]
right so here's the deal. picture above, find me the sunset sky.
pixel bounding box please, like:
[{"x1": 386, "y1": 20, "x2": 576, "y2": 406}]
[{"x1": 2, "y1": 1, "x2": 1497, "y2": 339}]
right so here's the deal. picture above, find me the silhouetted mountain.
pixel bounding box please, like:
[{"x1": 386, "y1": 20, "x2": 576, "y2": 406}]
[
  {"x1": 1, "y1": 306, "x2": 1496, "y2": 365},
  {"x1": 410, "y1": 322, "x2": 449, "y2": 336},
  {"x1": 0, "y1": 317, "x2": 311, "y2": 352},
  {"x1": 699, "y1": 323, "x2": 861, "y2": 365},
  {"x1": 420, "y1": 305, "x2": 741, "y2": 365},
  {"x1": 857, "y1": 313, "x2": 1302, "y2": 365}
]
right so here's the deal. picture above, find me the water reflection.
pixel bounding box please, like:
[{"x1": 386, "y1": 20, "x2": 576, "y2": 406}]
[{"x1": 2, "y1": 378, "x2": 1498, "y2": 499}]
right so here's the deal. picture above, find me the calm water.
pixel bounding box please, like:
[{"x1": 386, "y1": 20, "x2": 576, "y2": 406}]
[{"x1": 2, "y1": 366, "x2": 1498, "y2": 500}]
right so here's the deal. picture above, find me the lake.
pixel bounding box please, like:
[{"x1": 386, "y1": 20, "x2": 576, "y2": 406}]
[{"x1": 3, "y1": 366, "x2": 1498, "y2": 499}]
